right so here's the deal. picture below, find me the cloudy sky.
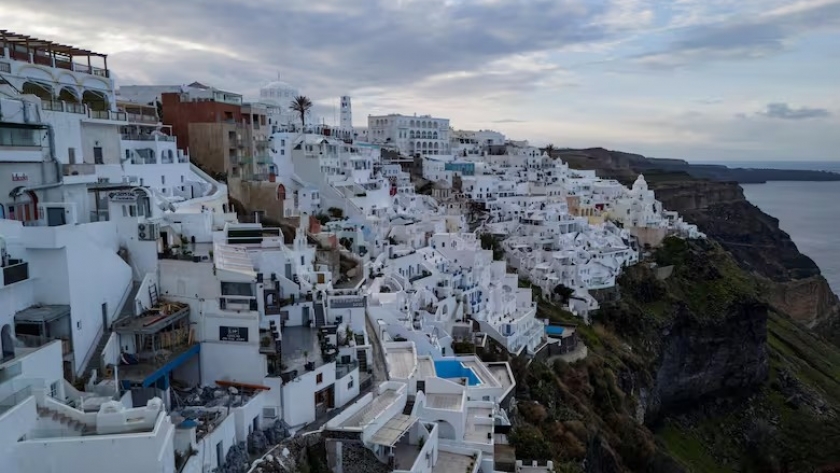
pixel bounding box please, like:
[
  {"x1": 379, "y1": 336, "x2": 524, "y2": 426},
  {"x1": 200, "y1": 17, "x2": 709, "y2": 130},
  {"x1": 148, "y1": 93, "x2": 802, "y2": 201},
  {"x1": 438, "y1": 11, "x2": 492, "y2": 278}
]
[{"x1": 6, "y1": 0, "x2": 840, "y2": 161}]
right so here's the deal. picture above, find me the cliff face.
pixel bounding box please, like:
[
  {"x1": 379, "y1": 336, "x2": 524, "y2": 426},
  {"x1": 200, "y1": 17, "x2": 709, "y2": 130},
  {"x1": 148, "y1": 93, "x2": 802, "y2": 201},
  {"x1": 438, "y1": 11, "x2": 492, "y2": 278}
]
[{"x1": 649, "y1": 300, "x2": 769, "y2": 418}]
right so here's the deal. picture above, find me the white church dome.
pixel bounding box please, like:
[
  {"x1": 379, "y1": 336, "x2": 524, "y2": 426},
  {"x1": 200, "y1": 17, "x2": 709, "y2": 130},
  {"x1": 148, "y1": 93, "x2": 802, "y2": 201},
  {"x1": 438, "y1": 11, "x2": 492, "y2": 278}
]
[{"x1": 260, "y1": 80, "x2": 300, "y2": 105}]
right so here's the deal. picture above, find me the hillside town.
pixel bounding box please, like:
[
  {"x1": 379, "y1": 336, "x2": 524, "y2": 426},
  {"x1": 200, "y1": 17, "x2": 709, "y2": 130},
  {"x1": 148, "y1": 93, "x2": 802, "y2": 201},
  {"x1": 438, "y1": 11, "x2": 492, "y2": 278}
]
[{"x1": 0, "y1": 31, "x2": 703, "y2": 473}]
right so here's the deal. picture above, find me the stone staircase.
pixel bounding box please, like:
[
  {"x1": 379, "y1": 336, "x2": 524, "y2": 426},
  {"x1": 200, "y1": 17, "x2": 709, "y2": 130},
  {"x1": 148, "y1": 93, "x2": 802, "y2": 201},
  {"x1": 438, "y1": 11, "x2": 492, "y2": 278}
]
[
  {"x1": 314, "y1": 302, "x2": 326, "y2": 327},
  {"x1": 357, "y1": 348, "x2": 368, "y2": 373},
  {"x1": 36, "y1": 405, "x2": 90, "y2": 434},
  {"x1": 402, "y1": 396, "x2": 415, "y2": 416}
]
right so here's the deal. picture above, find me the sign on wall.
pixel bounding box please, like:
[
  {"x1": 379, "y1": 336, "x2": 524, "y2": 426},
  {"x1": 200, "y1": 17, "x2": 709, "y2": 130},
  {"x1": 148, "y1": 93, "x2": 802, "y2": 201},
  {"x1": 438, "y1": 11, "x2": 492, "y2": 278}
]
[
  {"x1": 11, "y1": 172, "x2": 28, "y2": 182},
  {"x1": 108, "y1": 190, "x2": 139, "y2": 202},
  {"x1": 330, "y1": 296, "x2": 366, "y2": 309},
  {"x1": 219, "y1": 326, "x2": 249, "y2": 342}
]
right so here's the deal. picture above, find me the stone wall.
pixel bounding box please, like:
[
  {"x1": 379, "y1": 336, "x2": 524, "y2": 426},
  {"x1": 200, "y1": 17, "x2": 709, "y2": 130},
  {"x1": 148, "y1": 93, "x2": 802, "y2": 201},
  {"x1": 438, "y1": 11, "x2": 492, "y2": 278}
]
[{"x1": 227, "y1": 177, "x2": 286, "y2": 222}]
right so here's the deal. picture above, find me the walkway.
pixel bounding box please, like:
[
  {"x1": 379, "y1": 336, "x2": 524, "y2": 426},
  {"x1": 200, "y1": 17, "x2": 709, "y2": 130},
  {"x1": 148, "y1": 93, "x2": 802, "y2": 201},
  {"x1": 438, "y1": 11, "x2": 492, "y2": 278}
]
[{"x1": 365, "y1": 309, "x2": 388, "y2": 385}]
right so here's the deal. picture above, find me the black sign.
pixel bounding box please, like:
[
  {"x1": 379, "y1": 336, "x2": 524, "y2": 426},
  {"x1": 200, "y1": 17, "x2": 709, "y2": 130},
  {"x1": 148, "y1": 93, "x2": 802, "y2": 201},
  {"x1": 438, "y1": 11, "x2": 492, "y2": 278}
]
[
  {"x1": 330, "y1": 297, "x2": 366, "y2": 309},
  {"x1": 219, "y1": 326, "x2": 249, "y2": 342}
]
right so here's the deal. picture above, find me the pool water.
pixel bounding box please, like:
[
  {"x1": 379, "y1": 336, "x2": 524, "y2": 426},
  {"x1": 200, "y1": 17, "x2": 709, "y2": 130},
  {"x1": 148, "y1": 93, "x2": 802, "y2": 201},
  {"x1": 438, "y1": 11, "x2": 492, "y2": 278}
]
[{"x1": 433, "y1": 360, "x2": 481, "y2": 386}]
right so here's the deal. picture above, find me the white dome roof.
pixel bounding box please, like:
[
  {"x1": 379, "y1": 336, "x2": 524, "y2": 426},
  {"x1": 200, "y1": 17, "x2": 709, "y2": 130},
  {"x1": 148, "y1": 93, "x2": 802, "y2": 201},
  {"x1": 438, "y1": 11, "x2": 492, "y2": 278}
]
[{"x1": 261, "y1": 80, "x2": 299, "y2": 93}]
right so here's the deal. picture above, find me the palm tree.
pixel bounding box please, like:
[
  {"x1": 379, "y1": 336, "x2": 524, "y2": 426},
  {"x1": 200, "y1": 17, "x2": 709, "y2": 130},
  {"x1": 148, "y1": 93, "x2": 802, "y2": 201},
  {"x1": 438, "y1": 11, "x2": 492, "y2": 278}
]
[
  {"x1": 290, "y1": 95, "x2": 313, "y2": 128},
  {"x1": 543, "y1": 143, "x2": 556, "y2": 156}
]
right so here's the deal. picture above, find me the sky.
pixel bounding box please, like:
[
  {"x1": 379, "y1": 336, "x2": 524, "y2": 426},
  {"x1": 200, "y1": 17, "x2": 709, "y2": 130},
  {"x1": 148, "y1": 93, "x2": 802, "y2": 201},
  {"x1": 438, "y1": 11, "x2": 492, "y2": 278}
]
[{"x1": 5, "y1": 0, "x2": 840, "y2": 162}]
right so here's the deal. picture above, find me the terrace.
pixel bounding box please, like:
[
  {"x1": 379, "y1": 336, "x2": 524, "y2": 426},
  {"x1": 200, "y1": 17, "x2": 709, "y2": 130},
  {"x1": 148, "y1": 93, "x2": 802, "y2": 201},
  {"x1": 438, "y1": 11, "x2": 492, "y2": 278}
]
[
  {"x1": 0, "y1": 30, "x2": 110, "y2": 77},
  {"x1": 13, "y1": 305, "x2": 73, "y2": 359},
  {"x1": 111, "y1": 301, "x2": 197, "y2": 389}
]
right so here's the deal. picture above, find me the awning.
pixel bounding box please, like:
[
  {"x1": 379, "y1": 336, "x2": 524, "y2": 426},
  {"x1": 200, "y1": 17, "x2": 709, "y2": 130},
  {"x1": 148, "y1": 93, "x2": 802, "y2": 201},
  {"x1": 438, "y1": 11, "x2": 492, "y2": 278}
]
[{"x1": 369, "y1": 414, "x2": 418, "y2": 446}]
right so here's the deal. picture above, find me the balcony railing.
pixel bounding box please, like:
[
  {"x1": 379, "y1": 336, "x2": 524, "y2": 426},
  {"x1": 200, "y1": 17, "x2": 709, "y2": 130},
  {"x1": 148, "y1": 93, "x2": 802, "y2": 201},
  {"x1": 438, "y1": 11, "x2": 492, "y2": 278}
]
[
  {"x1": 0, "y1": 386, "x2": 32, "y2": 417},
  {"x1": 219, "y1": 296, "x2": 258, "y2": 312},
  {"x1": 88, "y1": 110, "x2": 126, "y2": 121},
  {"x1": 0, "y1": 61, "x2": 10, "y2": 73},
  {"x1": 63, "y1": 163, "x2": 96, "y2": 176},
  {"x1": 126, "y1": 113, "x2": 158, "y2": 124},
  {"x1": 121, "y1": 134, "x2": 175, "y2": 142},
  {"x1": 2, "y1": 260, "x2": 29, "y2": 286}
]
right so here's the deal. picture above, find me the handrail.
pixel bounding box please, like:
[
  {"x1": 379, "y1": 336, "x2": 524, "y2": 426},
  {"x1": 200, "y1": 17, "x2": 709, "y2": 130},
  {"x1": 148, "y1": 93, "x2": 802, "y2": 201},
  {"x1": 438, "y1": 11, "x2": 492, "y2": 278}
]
[{"x1": 79, "y1": 280, "x2": 131, "y2": 376}]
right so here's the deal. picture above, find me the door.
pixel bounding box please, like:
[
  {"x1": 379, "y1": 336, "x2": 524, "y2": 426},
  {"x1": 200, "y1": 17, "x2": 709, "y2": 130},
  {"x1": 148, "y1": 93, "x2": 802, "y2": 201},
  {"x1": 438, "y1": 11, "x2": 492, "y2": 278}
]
[
  {"x1": 285, "y1": 263, "x2": 292, "y2": 280},
  {"x1": 101, "y1": 302, "x2": 108, "y2": 331},
  {"x1": 302, "y1": 306, "x2": 310, "y2": 326},
  {"x1": 47, "y1": 207, "x2": 66, "y2": 226}
]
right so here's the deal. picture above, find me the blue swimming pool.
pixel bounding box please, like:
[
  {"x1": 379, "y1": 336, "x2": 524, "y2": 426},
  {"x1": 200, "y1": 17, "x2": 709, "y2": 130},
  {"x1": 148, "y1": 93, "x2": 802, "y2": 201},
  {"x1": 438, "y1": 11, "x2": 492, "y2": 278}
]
[
  {"x1": 433, "y1": 360, "x2": 481, "y2": 386},
  {"x1": 545, "y1": 325, "x2": 565, "y2": 336}
]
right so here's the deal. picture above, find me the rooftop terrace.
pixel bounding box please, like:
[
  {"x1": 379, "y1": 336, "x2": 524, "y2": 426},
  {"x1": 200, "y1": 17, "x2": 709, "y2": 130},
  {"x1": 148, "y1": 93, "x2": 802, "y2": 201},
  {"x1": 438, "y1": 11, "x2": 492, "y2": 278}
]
[{"x1": 340, "y1": 388, "x2": 401, "y2": 428}]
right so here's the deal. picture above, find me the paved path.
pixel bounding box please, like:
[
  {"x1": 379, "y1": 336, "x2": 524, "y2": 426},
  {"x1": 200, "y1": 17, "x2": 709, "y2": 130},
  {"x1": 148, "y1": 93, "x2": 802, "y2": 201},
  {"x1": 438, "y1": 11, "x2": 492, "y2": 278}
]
[{"x1": 365, "y1": 309, "x2": 389, "y2": 384}]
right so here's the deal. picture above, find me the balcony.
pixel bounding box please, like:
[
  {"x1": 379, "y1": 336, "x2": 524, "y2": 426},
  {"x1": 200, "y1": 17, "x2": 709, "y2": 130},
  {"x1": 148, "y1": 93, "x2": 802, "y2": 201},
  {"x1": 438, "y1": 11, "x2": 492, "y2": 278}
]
[
  {"x1": 1, "y1": 260, "x2": 29, "y2": 287},
  {"x1": 126, "y1": 112, "x2": 158, "y2": 124},
  {"x1": 219, "y1": 296, "x2": 258, "y2": 312},
  {"x1": 0, "y1": 386, "x2": 32, "y2": 417},
  {"x1": 121, "y1": 133, "x2": 175, "y2": 142},
  {"x1": 88, "y1": 110, "x2": 126, "y2": 121},
  {"x1": 63, "y1": 163, "x2": 96, "y2": 176}
]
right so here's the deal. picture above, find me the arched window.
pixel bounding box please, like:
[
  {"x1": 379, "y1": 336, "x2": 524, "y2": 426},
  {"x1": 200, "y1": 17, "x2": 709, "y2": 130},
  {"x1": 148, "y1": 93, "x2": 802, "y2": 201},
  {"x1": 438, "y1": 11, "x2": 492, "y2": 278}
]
[
  {"x1": 410, "y1": 131, "x2": 415, "y2": 139},
  {"x1": 277, "y1": 184, "x2": 286, "y2": 201},
  {"x1": 433, "y1": 132, "x2": 438, "y2": 139}
]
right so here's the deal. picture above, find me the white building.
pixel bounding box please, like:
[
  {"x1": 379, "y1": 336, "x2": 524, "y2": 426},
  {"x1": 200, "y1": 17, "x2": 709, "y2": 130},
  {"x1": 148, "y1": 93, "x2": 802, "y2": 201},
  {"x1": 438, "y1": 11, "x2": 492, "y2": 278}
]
[
  {"x1": 323, "y1": 340, "x2": 515, "y2": 473},
  {"x1": 367, "y1": 113, "x2": 450, "y2": 156}
]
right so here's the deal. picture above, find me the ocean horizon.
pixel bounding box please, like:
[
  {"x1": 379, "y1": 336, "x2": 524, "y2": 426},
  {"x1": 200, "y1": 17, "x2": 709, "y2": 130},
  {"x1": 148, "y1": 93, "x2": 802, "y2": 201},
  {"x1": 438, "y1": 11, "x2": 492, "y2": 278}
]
[
  {"x1": 718, "y1": 160, "x2": 840, "y2": 296},
  {"x1": 689, "y1": 160, "x2": 840, "y2": 173}
]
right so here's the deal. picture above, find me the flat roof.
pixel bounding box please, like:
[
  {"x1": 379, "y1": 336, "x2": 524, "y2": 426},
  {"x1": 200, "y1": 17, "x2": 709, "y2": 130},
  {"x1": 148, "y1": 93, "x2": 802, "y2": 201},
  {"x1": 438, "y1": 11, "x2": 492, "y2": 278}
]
[
  {"x1": 0, "y1": 30, "x2": 106, "y2": 57},
  {"x1": 417, "y1": 357, "x2": 436, "y2": 380},
  {"x1": 213, "y1": 243, "x2": 256, "y2": 277},
  {"x1": 14, "y1": 305, "x2": 70, "y2": 324},
  {"x1": 433, "y1": 451, "x2": 475, "y2": 473},
  {"x1": 369, "y1": 414, "x2": 418, "y2": 446},
  {"x1": 387, "y1": 347, "x2": 415, "y2": 379},
  {"x1": 340, "y1": 388, "x2": 401, "y2": 428},
  {"x1": 425, "y1": 393, "x2": 462, "y2": 411}
]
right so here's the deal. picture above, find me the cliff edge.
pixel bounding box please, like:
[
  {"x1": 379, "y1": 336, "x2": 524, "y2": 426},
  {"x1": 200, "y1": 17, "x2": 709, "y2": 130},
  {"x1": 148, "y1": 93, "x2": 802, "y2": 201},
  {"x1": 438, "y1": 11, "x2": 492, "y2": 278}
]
[{"x1": 557, "y1": 148, "x2": 840, "y2": 329}]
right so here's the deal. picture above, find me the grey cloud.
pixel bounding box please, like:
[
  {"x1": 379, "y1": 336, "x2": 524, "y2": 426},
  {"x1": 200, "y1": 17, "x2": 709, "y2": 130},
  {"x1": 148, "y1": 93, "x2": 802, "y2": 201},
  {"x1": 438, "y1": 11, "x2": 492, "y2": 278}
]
[
  {"x1": 632, "y1": 0, "x2": 840, "y2": 68},
  {"x1": 758, "y1": 103, "x2": 832, "y2": 120},
  {"x1": 6, "y1": 0, "x2": 616, "y2": 101},
  {"x1": 492, "y1": 119, "x2": 527, "y2": 123}
]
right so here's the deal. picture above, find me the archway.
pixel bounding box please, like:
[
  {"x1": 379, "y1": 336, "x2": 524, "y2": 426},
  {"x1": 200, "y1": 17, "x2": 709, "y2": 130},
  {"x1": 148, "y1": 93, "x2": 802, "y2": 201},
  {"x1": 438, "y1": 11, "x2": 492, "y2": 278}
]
[
  {"x1": 58, "y1": 86, "x2": 79, "y2": 103},
  {"x1": 22, "y1": 81, "x2": 53, "y2": 101},
  {"x1": 1, "y1": 324, "x2": 14, "y2": 361},
  {"x1": 277, "y1": 183, "x2": 287, "y2": 201},
  {"x1": 10, "y1": 190, "x2": 39, "y2": 222},
  {"x1": 433, "y1": 419, "x2": 456, "y2": 440},
  {"x1": 82, "y1": 90, "x2": 109, "y2": 111}
]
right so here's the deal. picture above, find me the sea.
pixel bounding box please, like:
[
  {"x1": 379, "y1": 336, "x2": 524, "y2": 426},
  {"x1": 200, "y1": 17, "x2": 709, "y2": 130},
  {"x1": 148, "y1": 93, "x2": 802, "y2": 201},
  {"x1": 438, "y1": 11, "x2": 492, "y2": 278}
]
[{"x1": 694, "y1": 160, "x2": 840, "y2": 296}]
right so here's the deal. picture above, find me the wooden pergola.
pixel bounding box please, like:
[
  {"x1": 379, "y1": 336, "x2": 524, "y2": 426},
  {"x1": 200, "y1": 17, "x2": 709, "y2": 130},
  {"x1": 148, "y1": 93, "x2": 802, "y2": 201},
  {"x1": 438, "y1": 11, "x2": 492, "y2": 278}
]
[{"x1": 0, "y1": 30, "x2": 108, "y2": 76}]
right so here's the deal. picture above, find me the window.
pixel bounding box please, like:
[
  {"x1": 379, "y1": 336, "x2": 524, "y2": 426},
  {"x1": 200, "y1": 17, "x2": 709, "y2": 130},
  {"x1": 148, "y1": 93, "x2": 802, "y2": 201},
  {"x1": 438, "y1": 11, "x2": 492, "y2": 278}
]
[
  {"x1": 128, "y1": 205, "x2": 136, "y2": 217},
  {"x1": 180, "y1": 175, "x2": 184, "y2": 183},
  {"x1": 69, "y1": 147, "x2": 77, "y2": 164},
  {"x1": 216, "y1": 441, "x2": 224, "y2": 467},
  {"x1": 316, "y1": 373, "x2": 323, "y2": 384},
  {"x1": 93, "y1": 146, "x2": 103, "y2": 164},
  {"x1": 49, "y1": 381, "x2": 59, "y2": 398},
  {"x1": 221, "y1": 282, "x2": 254, "y2": 297},
  {"x1": 161, "y1": 175, "x2": 165, "y2": 185},
  {"x1": 348, "y1": 378, "x2": 354, "y2": 389}
]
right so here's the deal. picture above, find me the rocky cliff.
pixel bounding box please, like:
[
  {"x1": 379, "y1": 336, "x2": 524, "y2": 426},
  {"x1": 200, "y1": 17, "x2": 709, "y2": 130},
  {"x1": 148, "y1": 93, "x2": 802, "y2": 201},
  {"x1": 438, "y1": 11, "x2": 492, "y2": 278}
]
[
  {"x1": 558, "y1": 148, "x2": 840, "y2": 328},
  {"x1": 509, "y1": 238, "x2": 840, "y2": 472}
]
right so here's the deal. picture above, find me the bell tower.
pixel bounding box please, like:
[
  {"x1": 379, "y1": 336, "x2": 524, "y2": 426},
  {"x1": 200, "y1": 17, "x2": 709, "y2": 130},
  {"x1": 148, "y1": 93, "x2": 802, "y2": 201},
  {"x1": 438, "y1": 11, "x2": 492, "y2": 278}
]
[{"x1": 340, "y1": 96, "x2": 352, "y2": 130}]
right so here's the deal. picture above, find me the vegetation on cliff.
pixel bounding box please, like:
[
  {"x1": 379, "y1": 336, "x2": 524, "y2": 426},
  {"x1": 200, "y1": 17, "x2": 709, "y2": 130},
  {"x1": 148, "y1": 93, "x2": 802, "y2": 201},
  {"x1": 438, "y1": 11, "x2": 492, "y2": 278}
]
[{"x1": 508, "y1": 238, "x2": 840, "y2": 472}]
